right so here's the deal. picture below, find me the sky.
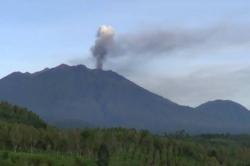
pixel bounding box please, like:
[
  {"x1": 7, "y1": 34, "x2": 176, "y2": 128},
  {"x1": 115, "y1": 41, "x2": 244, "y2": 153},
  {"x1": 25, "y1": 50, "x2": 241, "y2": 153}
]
[{"x1": 1, "y1": 0, "x2": 250, "y2": 108}]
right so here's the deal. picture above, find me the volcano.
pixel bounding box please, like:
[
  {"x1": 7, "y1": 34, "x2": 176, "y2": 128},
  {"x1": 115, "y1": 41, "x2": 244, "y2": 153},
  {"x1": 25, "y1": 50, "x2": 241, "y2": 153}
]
[{"x1": 0, "y1": 64, "x2": 250, "y2": 133}]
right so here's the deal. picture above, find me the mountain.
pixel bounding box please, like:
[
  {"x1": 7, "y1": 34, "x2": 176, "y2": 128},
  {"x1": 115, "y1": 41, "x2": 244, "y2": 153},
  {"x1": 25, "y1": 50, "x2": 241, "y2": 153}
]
[
  {"x1": 0, "y1": 64, "x2": 192, "y2": 131},
  {"x1": 192, "y1": 100, "x2": 250, "y2": 133},
  {"x1": 0, "y1": 64, "x2": 249, "y2": 133}
]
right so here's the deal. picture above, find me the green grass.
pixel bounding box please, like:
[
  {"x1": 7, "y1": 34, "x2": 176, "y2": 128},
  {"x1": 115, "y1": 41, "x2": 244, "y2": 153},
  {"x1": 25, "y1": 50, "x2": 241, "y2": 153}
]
[{"x1": 0, "y1": 151, "x2": 96, "y2": 166}]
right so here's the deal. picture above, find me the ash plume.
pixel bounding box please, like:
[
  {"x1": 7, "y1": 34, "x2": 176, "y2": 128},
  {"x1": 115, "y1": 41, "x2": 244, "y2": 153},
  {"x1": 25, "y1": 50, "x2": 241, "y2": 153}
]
[
  {"x1": 91, "y1": 25, "x2": 115, "y2": 70},
  {"x1": 90, "y1": 24, "x2": 250, "y2": 69},
  {"x1": 113, "y1": 25, "x2": 250, "y2": 57}
]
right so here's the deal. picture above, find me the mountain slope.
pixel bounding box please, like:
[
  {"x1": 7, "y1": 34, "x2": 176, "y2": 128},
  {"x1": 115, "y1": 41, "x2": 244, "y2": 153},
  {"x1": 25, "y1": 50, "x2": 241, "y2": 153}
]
[
  {"x1": 0, "y1": 64, "x2": 191, "y2": 132},
  {"x1": 192, "y1": 100, "x2": 250, "y2": 133},
  {"x1": 196, "y1": 100, "x2": 249, "y2": 113},
  {"x1": 0, "y1": 64, "x2": 249, "y2": 133}
]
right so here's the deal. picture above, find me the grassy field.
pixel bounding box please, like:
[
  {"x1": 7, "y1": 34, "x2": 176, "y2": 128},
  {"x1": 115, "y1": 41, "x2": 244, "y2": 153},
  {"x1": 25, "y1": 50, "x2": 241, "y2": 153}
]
[{"x1": 0, "y1": 151, "x2": 96, "y2": 166}]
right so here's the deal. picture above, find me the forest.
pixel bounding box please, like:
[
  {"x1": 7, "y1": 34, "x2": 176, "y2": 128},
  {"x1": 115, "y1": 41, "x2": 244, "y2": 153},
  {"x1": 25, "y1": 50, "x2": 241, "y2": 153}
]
[{"x1": 1, "y1": 101, "x2": 250, "y2": 166}]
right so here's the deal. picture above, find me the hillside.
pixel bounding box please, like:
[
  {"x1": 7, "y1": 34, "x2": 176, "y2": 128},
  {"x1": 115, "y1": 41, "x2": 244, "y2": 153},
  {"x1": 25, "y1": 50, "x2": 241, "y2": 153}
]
[
  {"x1": 191, "y1": 100, "x2": 250, "y2": 133},
  {"x1": 0, "y1": 102, "x2": 47, "y2": 128},
  {"x1": 0, "y1": 64, "x2": 250, "y2": 133}
]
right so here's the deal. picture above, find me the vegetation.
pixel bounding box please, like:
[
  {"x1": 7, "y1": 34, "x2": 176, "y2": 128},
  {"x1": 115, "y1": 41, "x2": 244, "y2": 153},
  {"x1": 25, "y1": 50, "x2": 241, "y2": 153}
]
[
  {"x1": 0, "y1": 151, "x2": 95, "y2": 166},
  {"x1": 0, "y1": 102, "x2": 47, "y2": 128},
  {"x1": 1, "y1": 102, "x2": 250, "y2": 165}
]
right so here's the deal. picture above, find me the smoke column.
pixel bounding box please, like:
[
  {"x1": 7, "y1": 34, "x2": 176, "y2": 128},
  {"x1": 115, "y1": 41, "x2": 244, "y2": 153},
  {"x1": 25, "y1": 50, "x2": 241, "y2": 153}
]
[
  {"x1": 89, "y1": 24, "x2": 250, "y2": 70},
  {"x1": 91, "y1": 25, "x2": 115, "y2": 70}
]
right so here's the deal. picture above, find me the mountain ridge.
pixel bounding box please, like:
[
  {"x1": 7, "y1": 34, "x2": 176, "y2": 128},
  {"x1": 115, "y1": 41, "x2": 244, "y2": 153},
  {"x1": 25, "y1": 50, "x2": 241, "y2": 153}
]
[
  {"x1": 195, "y1": 99, "x2": 249, "y2": 112},
  {"x1": 0, "y1": 64, "x2": 249, "y2": 133}
]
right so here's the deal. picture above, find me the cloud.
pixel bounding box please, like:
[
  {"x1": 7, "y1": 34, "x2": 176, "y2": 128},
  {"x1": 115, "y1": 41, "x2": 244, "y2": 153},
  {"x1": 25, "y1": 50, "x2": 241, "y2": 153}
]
[{"x1": 127, "y1": 65, "x2": 250, "y2": 108}]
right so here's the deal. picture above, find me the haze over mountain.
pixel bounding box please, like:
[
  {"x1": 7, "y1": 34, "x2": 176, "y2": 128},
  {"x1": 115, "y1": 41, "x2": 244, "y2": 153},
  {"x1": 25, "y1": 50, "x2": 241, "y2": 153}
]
[{"x1": 0, "y1": 64, "x2": 249, "y2": 133}]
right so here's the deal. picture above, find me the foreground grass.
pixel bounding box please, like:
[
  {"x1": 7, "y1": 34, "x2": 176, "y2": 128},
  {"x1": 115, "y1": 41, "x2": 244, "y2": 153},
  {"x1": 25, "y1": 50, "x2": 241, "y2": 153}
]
[{"x1": 0, "y1": 151, "x2": 96, "y2": 166}]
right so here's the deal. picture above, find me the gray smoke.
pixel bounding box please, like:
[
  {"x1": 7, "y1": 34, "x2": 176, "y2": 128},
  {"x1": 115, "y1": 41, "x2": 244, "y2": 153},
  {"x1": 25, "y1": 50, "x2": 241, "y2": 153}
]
[
  {"x1": 90, "y1": 24, "x2": 250, "y2": 68},
  {"x1": 113, "y1": 25, "x2": 250, "y2": 57},
  {"x1": 91, "y1": 25, "x2": 115, "y2": 70}
]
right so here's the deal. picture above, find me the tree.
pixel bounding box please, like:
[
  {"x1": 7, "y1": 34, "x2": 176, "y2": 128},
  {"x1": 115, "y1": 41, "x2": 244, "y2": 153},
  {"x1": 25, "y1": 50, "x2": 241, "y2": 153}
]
[{"x1": 97, "y1": 144, "x2": 110, "y2": 166}]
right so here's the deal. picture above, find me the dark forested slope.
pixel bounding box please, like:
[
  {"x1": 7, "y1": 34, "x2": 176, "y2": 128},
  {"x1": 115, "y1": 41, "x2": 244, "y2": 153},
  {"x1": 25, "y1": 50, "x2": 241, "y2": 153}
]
[{"x1": 0, "y1": 101, "x2": 46, "y2": 128}]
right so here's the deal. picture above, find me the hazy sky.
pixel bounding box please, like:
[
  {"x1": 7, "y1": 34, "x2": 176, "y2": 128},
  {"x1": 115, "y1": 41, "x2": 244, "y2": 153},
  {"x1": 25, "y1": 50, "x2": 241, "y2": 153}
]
[{"x1": 1, "y1": 0, "x2": 250, "y2": 108}]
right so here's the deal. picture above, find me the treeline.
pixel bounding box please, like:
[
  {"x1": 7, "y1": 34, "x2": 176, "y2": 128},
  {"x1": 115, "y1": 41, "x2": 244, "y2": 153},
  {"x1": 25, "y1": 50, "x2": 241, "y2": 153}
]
[
  {"x1": 1, "y1": 102, "x2": 250, "y2": 165},
  {"x1": 2, "y1": 123, "x2": 250, "y2": 165}
]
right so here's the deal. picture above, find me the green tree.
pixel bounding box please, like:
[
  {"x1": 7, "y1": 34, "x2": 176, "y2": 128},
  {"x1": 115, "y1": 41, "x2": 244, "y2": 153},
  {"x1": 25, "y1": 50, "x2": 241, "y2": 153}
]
[{"x1": 97, "y1": 144, "x2": 110, "y2": 166}]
